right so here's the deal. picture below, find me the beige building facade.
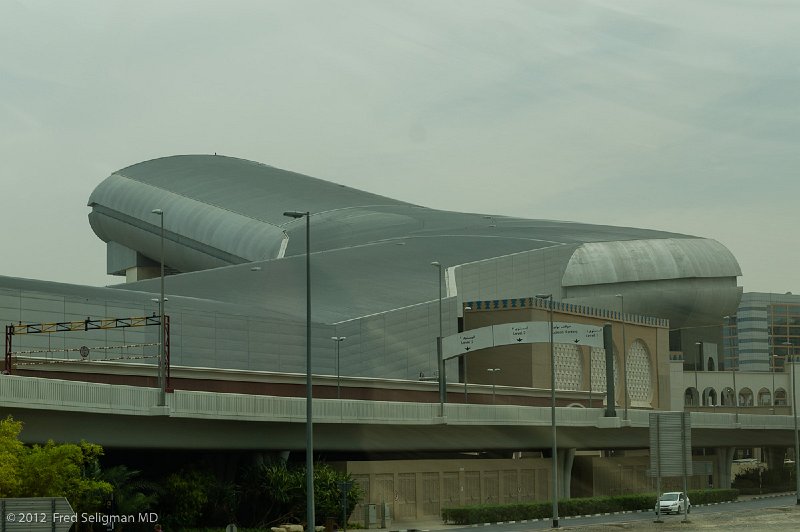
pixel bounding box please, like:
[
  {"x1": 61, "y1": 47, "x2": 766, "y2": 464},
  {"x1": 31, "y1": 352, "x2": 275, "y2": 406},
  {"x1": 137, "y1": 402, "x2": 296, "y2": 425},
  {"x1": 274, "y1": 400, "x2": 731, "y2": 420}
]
[
  {"x1": 344, "y1": 298, "x2": 689, "y2": 525},
  {"x1": 461, "y1": 297, "x2": 671, "y2": 410}
]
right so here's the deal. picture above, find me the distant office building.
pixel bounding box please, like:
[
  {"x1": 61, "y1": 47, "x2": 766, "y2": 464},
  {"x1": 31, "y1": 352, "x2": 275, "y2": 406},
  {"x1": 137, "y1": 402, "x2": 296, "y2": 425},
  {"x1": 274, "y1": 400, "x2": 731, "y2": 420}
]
[{"x1": 723, "y1": 292, "x2": 800, "y2": 372}]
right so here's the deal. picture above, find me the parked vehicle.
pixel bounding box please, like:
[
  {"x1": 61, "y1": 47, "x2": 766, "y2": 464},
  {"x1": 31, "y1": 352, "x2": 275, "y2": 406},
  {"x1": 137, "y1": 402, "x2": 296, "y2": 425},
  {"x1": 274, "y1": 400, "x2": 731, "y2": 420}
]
[{"x1": 655, "y1": 491, "x2": 691, "y2": 515}]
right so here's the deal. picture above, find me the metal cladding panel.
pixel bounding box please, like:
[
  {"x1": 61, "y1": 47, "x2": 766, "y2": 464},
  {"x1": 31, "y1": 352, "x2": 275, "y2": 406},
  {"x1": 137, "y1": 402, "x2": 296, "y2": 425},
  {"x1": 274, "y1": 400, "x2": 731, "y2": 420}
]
[
  {"x1": 0, "y1": 305, "x2": 19, "y2": 325},
  {"x1": 214, "y1": 315, "x2": 249, "y2": 332},
  {"x1": 180, "y1": 336, "x2": 215, "y2": 362},
  {"x1": 566, "y1": 278, "x2": 741, "y2": 329},
  {"x1": 563, "y1": 238, "x2": 741, "y2": 287},
  {"x1": 21, "y1": 293, "x2": 63, "y2": 313},
  {"x1": 89, "y1": 174, "x2": 287, "y2": 265},
  {"x1": 456, "y1": 245, "x2": 577, "y2": 305},
  {"x1": 64, "y1": 299, "x2": 108, "y2": 319},
  {"x1": 181, "y1": 323, "x2": 216, "y2": 341},
  {"x1": 215, "y1": 337, "x2": 248, "y2": 357},
  {"x1": 110, "y1": 155, "x2": 409, "y2": 226},
  {"x1": 333, "y1": 302, "x2": 441, "y2": 380},
  {"x1": 249, "y1": 352, "x2": 280, "y2": 371}
]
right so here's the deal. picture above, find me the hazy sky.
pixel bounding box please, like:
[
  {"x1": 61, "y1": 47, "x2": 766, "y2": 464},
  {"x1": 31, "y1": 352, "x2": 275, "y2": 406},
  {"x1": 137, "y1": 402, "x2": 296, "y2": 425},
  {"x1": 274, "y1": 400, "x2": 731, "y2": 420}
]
[{"x1": 1, "y1": 0, "x2": 797, "y2": 294}]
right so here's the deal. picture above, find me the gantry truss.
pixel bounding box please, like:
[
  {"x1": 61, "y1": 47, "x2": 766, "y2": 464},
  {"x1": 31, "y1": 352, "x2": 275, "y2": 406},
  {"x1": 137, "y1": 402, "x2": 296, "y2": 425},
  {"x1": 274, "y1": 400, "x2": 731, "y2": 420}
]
[{"x1": 4, "y1": 315, "x2": 170, "y2": 390}]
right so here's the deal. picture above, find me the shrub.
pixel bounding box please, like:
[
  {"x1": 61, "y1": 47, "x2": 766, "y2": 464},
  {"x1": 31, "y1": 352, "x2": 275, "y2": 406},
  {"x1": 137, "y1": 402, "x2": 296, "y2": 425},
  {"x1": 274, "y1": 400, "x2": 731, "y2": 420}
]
[
  {"x1": 687, "y1": 488, "x2": 739, "y2": 505},
  {"x1": 441, "y1": 489, "x2": 738, "y2": 525},
  {"x1": 238, "y1": 461, "x2": 363, "y2": 528},
  {"x1": 733, "y1": 465, "x2": 794, "y2": 494}
]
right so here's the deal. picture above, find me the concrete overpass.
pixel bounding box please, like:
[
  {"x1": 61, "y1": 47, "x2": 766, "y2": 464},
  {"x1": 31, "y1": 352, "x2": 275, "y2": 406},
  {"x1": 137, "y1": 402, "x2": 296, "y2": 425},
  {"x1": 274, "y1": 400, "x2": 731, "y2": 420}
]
[
  {"x1": 3, "y1": 374, "x2": 797, "y2": 453},
  {"x1": 5, "y1": 372, "x2": 800, "y2": 496}
]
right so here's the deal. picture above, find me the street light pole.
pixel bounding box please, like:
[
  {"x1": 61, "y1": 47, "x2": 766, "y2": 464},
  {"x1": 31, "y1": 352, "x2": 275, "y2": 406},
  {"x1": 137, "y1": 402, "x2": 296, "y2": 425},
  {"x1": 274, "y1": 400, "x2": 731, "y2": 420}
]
[
  {"x1": 733, "y1": 361, "x2": 738, "y2": 423},
  {"x1": 694, "y1": 341, "x2": 703, "y2": 406},
  {"x1": 431, "y1": 261, "x2": 445, "y2": 416},
  {"x1": 463, "y1": 306, "x2": 472, "y2": 404},
  {"x1": 331, "y1": 336, "x2": 346, "y2": 399},
  {"x1": 772, "y1": 354, "x2": 779, "y2": 414},
  {"x1": 487, "y1": 368, "x2": 501, "y2": 404},
  {"x1": 615, "y1": 294, "x2": 628, "y2": 420},
  {"x1": 723, "y1": 315, "x2": 739, "y2": 421},
  {"x1": 787, "y1": 342, "x2": 800, "y2": 505},
  {"x1": 536, "y1": 293, "x2": 558, "y2": 529},
  {"x1": 284, "y1": 210, "x2": 314, "y2": 532},
  {"x1": 151, "y1": 209, "x2": 166, "y2": 407}
]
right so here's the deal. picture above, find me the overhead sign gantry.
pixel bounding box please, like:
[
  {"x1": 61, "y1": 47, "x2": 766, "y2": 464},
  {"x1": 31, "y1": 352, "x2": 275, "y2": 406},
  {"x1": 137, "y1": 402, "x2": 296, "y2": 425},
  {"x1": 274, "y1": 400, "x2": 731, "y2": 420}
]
[
  {"x1": 4, "y1": 315, "x2": 170, "y2": 390},
  {"x1": 443, "y1": 321, "x2": 603, "y2": 359}
]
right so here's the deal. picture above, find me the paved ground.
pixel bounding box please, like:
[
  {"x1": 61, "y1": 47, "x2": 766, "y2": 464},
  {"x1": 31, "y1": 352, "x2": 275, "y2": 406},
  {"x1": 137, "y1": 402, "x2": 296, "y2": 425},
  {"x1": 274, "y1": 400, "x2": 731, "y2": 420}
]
[{"x1": 390, "y1": 494, "x2": 798, "y2": 532}]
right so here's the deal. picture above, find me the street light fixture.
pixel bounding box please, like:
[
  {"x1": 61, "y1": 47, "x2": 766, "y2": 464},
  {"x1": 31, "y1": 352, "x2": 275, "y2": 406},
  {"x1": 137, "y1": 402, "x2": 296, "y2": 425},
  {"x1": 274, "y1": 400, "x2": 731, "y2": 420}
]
[
  {"x1": 784, "y1": 341, "x2": 800, "y2": 505},
  {"x1": 284, "y1": 210, "x2": 315, "y2": 532},
  {"x1": 535, "y1": 293, "x2": 558, "y2": 529},
  {"x1": 695, "y1": 342, "x2": 702, "y2": 406},
  {"x1": 487, "y1": 368, "x2": 501, "y2": 404},
  {"x1": 771, "y1": 354, "x2": 780, "y2": 414},
  {"x1": 331, "y1": 336, "x2": 346, "y2": 399},
  {"x1": 614, "y1": 294, "x2": 628, "y2": 420},
  {"x1": 431, "y1": 261, "x2": 445, "y2": 416},
  {"x1": 463, "y1": 305, "x2": 472, "y2": 403},
  {"x1": 151, "y1": 209, "x2": 167, "y2": 407},
  {"x1": 725, "y1": 316, "x2": 739, "y2": 423}
]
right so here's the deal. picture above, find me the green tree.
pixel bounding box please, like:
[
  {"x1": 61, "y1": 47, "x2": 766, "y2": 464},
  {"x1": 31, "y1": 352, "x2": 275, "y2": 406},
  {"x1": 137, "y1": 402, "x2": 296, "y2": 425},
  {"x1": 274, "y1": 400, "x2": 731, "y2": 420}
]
[
  {"x1": 205, "y1": 477, "x2": 239, "y2": 525},
  {"x1": 239, "y1": 460, "x2": 304, "y2": 527},
  {"x1": 0, "y1": 416, "x2": 24, "y2": 496},
  {"x1": 19, "y1": 440, "x2": 112, "y2": 513},
  {"x1": 158, "y1": 467, "x2": 215, "y2": 529},
  {"x1": 101, "y1": 465, "x2": 159, "y2": 515},
  {"x1": 238, "y1": 461, "x2": 363, "y2": 528},
  {"x1": 313, "y1": 464, "x2": 364, "y2": 527}
]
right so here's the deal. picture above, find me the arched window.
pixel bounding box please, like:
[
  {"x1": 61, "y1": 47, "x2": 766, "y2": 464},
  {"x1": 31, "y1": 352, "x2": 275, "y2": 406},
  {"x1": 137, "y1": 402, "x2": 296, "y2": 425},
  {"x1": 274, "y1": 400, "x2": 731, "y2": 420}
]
[
  {"x1": 707, "y1": 357, "x2": 715, "y2": 371},
  {"x1": 739, "y1": 387, "x2": 754, "y2": 407},
  {"x1": 721, "y1": 386, "x2": 735, "y2": 406},
  {"x1": 757, "y1": 387, "x2": 772, "y2": 406},
  {"x1": 703, "y1": 387, "x2": 717, "y2": 406},
  {"x1": 775, "y1": 388, "x2": 787, "y2": 406},
  {"x1": 684, "y1": 387, "x2": 699, "y2": 406}
]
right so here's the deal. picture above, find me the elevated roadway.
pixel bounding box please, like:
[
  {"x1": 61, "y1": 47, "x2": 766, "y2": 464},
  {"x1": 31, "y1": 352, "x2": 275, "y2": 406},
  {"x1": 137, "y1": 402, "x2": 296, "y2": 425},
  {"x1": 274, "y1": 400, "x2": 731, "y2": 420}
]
[{"x1": 1, "y1": 374, "x2": 796, "y2": 453}]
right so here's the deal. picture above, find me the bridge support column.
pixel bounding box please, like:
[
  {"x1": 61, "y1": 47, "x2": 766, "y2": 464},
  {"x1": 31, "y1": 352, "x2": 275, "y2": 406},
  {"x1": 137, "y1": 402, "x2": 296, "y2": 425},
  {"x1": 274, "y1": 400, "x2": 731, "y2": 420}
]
[
  {"x1": 714, "y1": 447, "x2": 735, "y2": 489},
  {"x1": 558, "y1": 448, "x2": 576, "y2": 499},
  {"x1": 764, "y1": 447, "x2": 784, "y2": 471}
]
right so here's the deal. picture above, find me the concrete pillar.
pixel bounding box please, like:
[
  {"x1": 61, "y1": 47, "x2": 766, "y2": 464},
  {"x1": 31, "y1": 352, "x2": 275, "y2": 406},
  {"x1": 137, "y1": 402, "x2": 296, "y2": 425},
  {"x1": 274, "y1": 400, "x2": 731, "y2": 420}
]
[
  {"x1": 764, "y1": 447, "x2": 784, "y2": 471},
  {"x1": 558, "y1": 448, "x2": 576, "y2": 499},
  {"x1": 603, "y1": 325, "x2": 616, "y2": 417},
  {"x1": 125, "y1": 265, "x2": 160, "y2": 282},
  {"x1": 714, "y1": 447, "x2": 736, "y2": 489}
]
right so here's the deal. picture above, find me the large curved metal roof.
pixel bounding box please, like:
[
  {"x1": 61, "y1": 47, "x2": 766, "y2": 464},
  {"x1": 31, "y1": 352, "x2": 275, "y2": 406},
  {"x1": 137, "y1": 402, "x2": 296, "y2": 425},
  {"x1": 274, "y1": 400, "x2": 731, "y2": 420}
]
[
  {"x1": 86, "y1": 155, "x2": 741, "y2": 325},
  {"x1": 563, "y1": 238, "x2": 742, "y2": 286}
]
